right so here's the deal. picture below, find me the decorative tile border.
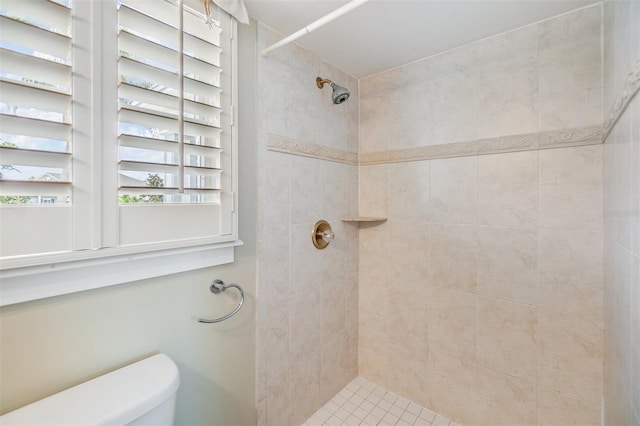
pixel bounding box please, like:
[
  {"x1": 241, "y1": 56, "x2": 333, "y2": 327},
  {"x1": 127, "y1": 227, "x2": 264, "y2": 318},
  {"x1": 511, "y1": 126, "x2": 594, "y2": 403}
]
[
  {"x1": 359, "y1": 126, "x2": 602, "y2": 165},
  {"x1": 539, "y1": 126, "x2": 603, "y2": 149},
  {"x1": 267, "y1": 134, "x2": 358, "y2": 165},
  {"x1": 267, "y1": 127, "x2": 604, "y2": 165},
  {"x1": 603, "y1": 58, "x2": 640, "y2": 141}
]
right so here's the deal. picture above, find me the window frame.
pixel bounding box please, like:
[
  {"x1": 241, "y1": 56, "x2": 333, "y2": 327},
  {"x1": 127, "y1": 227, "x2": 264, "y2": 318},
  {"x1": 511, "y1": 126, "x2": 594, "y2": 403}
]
[{"x1": 0, "y1": 0, "x2": 240, "y2": 307}]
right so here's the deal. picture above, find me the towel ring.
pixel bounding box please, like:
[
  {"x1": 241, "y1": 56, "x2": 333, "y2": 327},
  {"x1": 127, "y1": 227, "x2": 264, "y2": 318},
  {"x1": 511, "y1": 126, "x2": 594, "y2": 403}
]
[{"x1": 197, "y1": 279, "x2": 245, "y2": 324}]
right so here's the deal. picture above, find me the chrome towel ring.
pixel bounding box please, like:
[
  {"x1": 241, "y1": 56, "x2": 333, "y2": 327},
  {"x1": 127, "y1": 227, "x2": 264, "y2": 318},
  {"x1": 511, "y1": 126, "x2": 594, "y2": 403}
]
[{"x1": 197, "y1": 279, "x2": 245, "y2": 324}]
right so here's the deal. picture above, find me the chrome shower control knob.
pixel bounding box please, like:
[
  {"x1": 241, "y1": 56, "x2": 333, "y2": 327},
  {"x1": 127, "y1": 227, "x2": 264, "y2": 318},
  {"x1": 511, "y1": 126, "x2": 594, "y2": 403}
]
[{"x1": 322, "y1": 229, "x2": 335, "y2": 243}]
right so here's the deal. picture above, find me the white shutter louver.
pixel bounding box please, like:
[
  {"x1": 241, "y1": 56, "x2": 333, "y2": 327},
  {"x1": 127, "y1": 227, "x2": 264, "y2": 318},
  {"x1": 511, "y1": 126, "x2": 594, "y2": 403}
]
[
  {"x1": 117, "y1": 0, "x2": 225, "y2": 205},
  {"x1": 0, "y1": 0, "x2": 72, "y2": 205}
]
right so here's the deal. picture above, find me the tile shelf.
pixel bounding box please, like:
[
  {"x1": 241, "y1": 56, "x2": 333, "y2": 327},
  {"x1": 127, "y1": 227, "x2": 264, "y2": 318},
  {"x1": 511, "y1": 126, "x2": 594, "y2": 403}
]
[{"x1": 340, "y1": 216, "x2": 387, "y2": 223}]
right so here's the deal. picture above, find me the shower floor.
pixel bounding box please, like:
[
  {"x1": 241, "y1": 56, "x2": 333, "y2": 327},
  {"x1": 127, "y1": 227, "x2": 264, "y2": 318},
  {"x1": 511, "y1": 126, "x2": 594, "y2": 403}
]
[{"x1": 302, "y1": 377, "x2": 460, "y2": 426}]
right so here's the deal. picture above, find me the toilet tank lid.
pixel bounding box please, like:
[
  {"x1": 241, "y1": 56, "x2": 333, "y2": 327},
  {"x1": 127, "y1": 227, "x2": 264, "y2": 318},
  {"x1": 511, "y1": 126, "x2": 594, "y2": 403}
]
[{"x1": 0, "y1": 353, "x2": 180, "y2": 426}]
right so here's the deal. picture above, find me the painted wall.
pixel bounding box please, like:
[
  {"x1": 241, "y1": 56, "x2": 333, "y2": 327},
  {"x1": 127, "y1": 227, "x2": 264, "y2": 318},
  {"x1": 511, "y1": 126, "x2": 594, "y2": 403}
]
[
  {"x1": 255, "y1": 24, "x2": 360, "y2": 426},
  {"x1": 358, "y1": 5, "x2": 604, "y2": 425},
  {"x1": 602, "y1": 0, "x2": 640, "y2": 424},
  {"x1": 0, "y1": 22, "x2": 258, "y2": 426}
]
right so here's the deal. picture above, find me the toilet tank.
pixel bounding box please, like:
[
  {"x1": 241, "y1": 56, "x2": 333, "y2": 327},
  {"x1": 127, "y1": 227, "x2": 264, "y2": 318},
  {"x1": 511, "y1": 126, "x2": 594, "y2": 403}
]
[{"x1": 0, "y1": 353, "x2": 180, "y2": 426}]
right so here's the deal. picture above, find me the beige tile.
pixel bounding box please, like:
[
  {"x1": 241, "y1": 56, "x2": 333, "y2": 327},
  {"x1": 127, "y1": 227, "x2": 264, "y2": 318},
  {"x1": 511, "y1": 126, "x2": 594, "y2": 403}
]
[
  {"x1": 429, "y1": 224, "x2": 478, "y2": 294},
  {"x1": 539, "y1": 145, "x2": 603, "y2": 231},
  {"x1": 426, "y1": 286, "x2": 476, "y2": 363},
  {"x1": 429, "y1": 43, "x2": 478, "y2": 80},
  {"x1": 360, "y1": 67, "x2": 398, "y2": 94},
  {"x1": 321, "y1": 278, "x2": 346, "y2": 342},
  {"x1": 358, "y1": 326, "x2": 389, "y2": 386},
  {"x1": 388, "y1": 161, "x2": 429, "y2": 222},
  {"x1": 279, "y1": 67, "x2": 322, "y2": 146},
  {"x1": 539, "y1": 4, "x2": 601, "y2": 53},
  {"x1": 346, "y1": 327, "x2": 358, "y2": 379},
  {"x1": 426, "y1": 351, "x2": 478, "y2": 425},
  {"x1": 322, "y1": 161, "x2": 349, "y2": 221},
  {"x1": 387, "y1": 279, "x2": 429, "y2": 349},
  {"x1": 257, "y1": 398, "x2": 266, "y2": 426},
  {"x1": 612, "y1": 105, "x2": 635, "y2": 250},
  {"x1": 358, "y1": 268, "x2": 390, "y2": 332},
  {"x1": 289, "y1": 287, "x2": 322, "y2": 361},
  {"x1": 387, "y1": 341, "x2": 429, "y2": 407},
  {"x1": 359, "y1": 164, "x2": 389, "y2": 218},
  {"x1": 266, "y1": 369, "x2": 290, "y2": 426},
  {"x1": 538, "y1": 309, "x2": 603, "y2": 404},
  {"x1": 603, "y1": 354, "x2": 635, "y2": 426},
  {"x1": 429, "y1": 156, "x2": 478, "y2": 225},
  {"x1": 539, "y1": 228, "x2": 603, "y2": 316},
  {"x1": 633, "y1": 101, "x2": 640, "y2": 256},
  {"x1": 344, "y1": 273, "x2": 359, "y2": 332},
  {"x1": 539, "y1": 142, "x2": 602, "y2": 186},
  {"x1": 261, "y1": 151, "x2": 290, "y2": 235},
  {"x1": 359, "y1": 221, "x2": 389, "y2": 279},
  {"x1": 358, "y1": 225, "x2": 390, "y2": 332},
  {"x1": 477, "y1": 57, "x2": 538, "y2": 139},
  {"x1": 539, "y1": 6, "x2": 602, "y2": 131},
  {"x1": 476, "y1": 24, "x2": 538, "y2": 68},
  {"x1": 389, "y1": 82, "x2": 430, "y2": 150},
  {"x1": 264, "y1": 299, "x2": 290, "y2": 380},
  {"x1": 256, "y1": 345, "x2": 266, "y2": 403},
  {"x1": 477, "y1": 298, "x2": 537, "y2": 382},
  {"x1": 289, "y1": 352, "x2": 321, "y2": 426},
  {"x1": 538, "y1": 388, "x2": 601, "y2": 426},
  {"x1": 475, "y1": 366, "x2": 537, "y2": 426},
  {"x1": 259, "y1": 229, "x2": 290, "y2": 304},
  {"x1": 359, "y1": 90, "x2": 390, "y2": 153},
  {"x1": 396, "y1": 57, "x2": 431, "y2": 89},
  {"x1": 346, "y1": 164, "x2": 360, "y2": 220},
  {"x1": 387, "y1": 221, "x2": 429, "y2": 283},
  {"x1": 428, "y1": 49, "x2": 478, "y2": 146},
  {"x1": 321, "y1": 332, "x2": 351, "y2": 403},
  {"x1": 478, "y1": 151, "x2": 539, "y2": 227},
  {"x1": 613, "y1": 245, "x2": 633, "y2": 400},
  {"x1": 322, "y1": 221, "x2": 348, "y2": 282},
  {"x1": 477, "y1": 227, "x2": 538, "y2": 304},
  {"x1": 428, "y1": 94, "x2": 478, "y2": 145},
  {"x1": 290, "y1": 155, "x2": 323, "y2": 225},
  {"x1": 632, "y1": 252, "x2": 640, "y2": 416},
  {"x1": 344, "y1": 208, "x2": 360, "y2": 270},
  {"x1": 290, "y1": 223, "x2": 323, "y2": 295}
]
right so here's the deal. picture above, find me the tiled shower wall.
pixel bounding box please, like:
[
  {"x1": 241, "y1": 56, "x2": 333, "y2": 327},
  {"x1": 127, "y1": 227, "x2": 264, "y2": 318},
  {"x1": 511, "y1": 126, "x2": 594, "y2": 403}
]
[
  {"x1": 256, "y1": 24, "x2": 360, "y2": 426},
  {"x1": 602, "y1": 1, "x2": 640, "y2": 424},
  {"x1": 358, "y1": 6, "x2": 604, "y2": 426}
]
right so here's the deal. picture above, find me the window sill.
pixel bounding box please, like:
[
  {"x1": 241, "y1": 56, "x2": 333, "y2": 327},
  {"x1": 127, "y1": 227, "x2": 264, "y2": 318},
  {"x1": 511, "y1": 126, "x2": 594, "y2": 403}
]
[{"x1": 0, "y1": 240, "x2": 243, "y2": 307}]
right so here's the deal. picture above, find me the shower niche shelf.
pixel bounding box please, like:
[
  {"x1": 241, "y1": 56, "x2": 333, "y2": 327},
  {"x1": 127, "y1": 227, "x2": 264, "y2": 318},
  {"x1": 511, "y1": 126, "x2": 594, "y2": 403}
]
[{"x1": 341, "y1": 216, "x2": 387, "y2": 223}]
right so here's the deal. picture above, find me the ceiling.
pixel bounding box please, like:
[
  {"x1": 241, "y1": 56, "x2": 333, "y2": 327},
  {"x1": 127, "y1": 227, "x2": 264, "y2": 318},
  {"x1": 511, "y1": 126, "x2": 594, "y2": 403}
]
[{"x1": 244, "y1": 0, "x2": 598, "y2": 78}]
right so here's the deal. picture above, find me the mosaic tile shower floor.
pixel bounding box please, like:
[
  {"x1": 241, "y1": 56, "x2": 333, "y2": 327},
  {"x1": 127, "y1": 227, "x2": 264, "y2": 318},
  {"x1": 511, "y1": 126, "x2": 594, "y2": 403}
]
[{"x1": 302, "y1": 377, "x2": 461, "y2": 426}]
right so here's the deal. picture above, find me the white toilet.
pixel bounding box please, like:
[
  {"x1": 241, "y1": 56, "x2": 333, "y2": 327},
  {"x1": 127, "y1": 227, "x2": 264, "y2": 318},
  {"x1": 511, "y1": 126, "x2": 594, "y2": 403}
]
[{"x1": 0, "y1": 353, "x2": 180, "y2": 425}]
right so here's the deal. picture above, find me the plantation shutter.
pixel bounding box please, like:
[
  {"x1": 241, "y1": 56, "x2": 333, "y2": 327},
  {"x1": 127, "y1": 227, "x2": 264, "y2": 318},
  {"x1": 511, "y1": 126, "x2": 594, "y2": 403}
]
[
  {"x1": 0, "y1": 0, "x2": 74, "y2": 257},
  {"x1": 1, "y1": 0, "x2": 237, "y2": 263},
  {"x1": 117, "y1": 0, "x2": 235, "y2": 245}
]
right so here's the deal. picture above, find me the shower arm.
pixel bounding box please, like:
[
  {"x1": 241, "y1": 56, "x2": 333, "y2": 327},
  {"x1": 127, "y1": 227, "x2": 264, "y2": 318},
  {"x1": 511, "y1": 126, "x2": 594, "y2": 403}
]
[
  {"x1": 316, "y1": 78, "x2": 332, "y2": 89},
  {"x1": 261, "y1": 0, "x2": 372, "y2": 56}
]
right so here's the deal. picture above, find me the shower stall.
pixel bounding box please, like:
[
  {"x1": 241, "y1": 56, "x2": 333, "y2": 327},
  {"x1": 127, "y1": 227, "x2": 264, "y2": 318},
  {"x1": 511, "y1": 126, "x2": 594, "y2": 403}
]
[{"x1": 255, "y1": 1, "x2": 639, "y2": 425}]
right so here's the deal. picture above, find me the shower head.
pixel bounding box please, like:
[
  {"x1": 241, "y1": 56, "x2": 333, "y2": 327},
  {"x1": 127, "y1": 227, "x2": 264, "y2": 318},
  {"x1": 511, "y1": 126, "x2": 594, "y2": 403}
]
[{"x1": 316, "y1": 77, "x2": 350, "y2": 104}]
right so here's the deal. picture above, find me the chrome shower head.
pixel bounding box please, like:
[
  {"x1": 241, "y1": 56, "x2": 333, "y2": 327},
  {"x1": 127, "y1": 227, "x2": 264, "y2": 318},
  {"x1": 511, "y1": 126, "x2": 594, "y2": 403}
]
[
  {"x1": 316, "y1": 77, "x2": 350, "y2": 104},
  {"x1": 330, "y1": 81, "x2": 350, "y2": 104}
]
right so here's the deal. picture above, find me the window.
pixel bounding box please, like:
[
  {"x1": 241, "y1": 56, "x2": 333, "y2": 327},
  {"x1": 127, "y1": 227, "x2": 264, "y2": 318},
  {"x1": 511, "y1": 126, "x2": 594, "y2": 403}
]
[{"x1": 0, "y1": 0, "x2": 239, "y2": 304}]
